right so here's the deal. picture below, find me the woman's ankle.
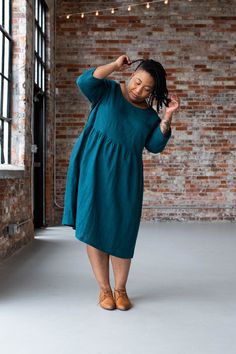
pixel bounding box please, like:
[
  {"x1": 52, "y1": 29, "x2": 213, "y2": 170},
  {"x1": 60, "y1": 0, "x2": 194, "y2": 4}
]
[
  {"x1": 100, "y1": 284, "x2": 112, "y2": 291},
  {"x1": 114, "y1": 285, "x2": 127, "y2": 291}
]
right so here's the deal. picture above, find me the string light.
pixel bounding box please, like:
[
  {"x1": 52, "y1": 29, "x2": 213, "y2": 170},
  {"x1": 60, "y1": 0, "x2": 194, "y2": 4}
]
[{"x1": 60, "y1": 0, "x2": 192, "y2": 20}]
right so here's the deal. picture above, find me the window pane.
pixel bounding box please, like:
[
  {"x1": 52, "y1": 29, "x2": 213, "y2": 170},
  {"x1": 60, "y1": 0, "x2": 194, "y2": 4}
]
[
  {"x1": 35, "y1": 26, "x2": 38, "y2": 52},
  {"x1": 42, "y1": 8, "x2": 45, "y2": 33},
  {"x1": 39, "y1": 1, "x2": 41, "y2": 27},
  {"x1": 37, "y1": 60, "x2": 39, "y2": 86},
  {"x1": 39, "y1": 31, "x2": 41, "y2": 56},
  {"x1": 4, "y1": 37, "x2": 9, "y2": 77},
  {"x1": 42, "y1": 37, "x2": 45, "y2": 62},
  {"x1": 0, "y1": 31, "x2": 3, "y2": 73},
  {"x1": 0, "y1": 119, "x2": 4, "y2": 163},
  {"x1": 4, "y1": 0, "x2": 10, "y2": 32},
  {"x1": 35, "y1": 0, "x2": 38, "y2": 21},
  {"x1": 35, "y1": 58, "x2": 37, "y2": 84},
  {"x1": 3, "y1": 121, "x2": 9, "y2": 163},
  {"x1": 39, "y1": 61, "x2": 41, "y2": 88},
  {"x1": 42, "y1": 66, "x2": 44, "y2": 91},
  {"x1": 0, "y1": 0, "x2": 3, "y2": 27},
  {"x1": 3, "y1": 79, "x2": 8, "y2": 117},
  {"x1": 34, "y1": 58, "x2": 37, "y2": 82},
  {"x1": 0, "y1": 75, "x2": 2, "y2": 115}
]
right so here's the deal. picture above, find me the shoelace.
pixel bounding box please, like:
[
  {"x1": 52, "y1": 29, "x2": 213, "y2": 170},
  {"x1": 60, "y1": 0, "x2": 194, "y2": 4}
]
[
  {"x1": 114, "y1": 288, "x2": 129, "y2": 301},
  {"x1": 98, "y1": 289, "x2": 114, "y2": 304}
]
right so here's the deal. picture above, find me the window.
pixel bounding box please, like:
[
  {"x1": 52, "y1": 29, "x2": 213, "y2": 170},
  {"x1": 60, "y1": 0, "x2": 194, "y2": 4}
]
[
  {"x1": 0, "y1": 0, "x2": 12, "y2": 164},
  {"x1": 34, "y1": 0, "x2": 46, "y2": 91}
]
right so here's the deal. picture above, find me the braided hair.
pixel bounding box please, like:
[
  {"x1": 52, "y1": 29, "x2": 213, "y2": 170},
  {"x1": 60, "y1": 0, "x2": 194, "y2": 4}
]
[{"x1": 131, "y1": 59, "x2": 171, "y2": 113}]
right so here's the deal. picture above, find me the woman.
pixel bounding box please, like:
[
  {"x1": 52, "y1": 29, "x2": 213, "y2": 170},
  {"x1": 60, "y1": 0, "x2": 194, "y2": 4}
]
[{"x1": 62, "y1": 55, "x2": 180, "y2": 311}]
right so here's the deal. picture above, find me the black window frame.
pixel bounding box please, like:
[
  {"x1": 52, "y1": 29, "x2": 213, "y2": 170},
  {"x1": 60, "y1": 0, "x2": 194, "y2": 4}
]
[
  {"x1": 0, "y1": 0, "x2": 12, "y2": 165},
  {"x1": 34, "y1": 0, "x2": 46, "y2": 92}
]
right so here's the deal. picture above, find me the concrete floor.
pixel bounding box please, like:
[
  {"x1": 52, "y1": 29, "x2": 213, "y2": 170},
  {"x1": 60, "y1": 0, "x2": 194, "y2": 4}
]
[{"x1": 0, "y1": 221, "x2": 236, "y2": 354}]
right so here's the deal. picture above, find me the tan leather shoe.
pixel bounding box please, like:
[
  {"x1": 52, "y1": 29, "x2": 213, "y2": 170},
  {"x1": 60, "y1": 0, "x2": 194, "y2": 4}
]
[
  {"x1": 114, "y1": 288, "x2": 132, "y2": 311},
  {"x1": 98, "y1": 288, "x2": 116, "y2": 310}
]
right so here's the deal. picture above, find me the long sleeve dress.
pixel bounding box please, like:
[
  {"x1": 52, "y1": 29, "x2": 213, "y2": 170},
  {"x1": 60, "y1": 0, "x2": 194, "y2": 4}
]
[{"x1": 62, "y1": 67, "x2": 172, "y2": 259}]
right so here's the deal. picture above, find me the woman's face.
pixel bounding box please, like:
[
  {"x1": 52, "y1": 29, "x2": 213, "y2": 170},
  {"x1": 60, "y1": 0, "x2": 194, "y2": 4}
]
[{"x1": 127, "y1": 69, "x2": 155, "y2": 104}]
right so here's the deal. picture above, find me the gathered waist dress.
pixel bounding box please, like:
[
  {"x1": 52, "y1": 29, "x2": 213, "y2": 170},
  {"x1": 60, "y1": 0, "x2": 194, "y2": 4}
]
[{"x1": 61, "y1": 67, "x2": 172, "y2": 259}]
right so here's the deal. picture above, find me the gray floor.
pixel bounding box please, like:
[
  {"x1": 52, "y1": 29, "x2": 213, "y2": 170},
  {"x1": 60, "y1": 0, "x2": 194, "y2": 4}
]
[{"x1": 1, "y1": 221, "x2": 236, "y2": 354}]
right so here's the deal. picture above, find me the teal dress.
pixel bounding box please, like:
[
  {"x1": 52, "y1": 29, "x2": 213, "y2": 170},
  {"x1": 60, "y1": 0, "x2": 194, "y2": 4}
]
[{"x1": 62, "y1": 67, "x2": 172, "y2": 259}]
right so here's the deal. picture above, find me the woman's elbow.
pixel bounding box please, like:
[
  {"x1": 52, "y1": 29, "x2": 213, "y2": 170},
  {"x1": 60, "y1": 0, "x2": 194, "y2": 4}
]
[
  {"x1": 145, "y1": 143, "x2": 166, "y2": 154},
  {"x1": 75, "y1": 75, "x2": 83, "y2": 88}
]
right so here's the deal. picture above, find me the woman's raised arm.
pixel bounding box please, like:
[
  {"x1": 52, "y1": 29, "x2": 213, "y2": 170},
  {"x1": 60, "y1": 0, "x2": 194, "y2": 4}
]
[
  {"x1": 93, "y1": 61, "x2": 118, "y2": 79},
  {"x1": 93, "y1": 54, "x2": 131, "y2": 79}
]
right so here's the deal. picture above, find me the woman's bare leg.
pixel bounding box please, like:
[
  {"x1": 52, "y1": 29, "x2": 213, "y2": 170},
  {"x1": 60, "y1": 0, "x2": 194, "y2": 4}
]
[
  {"x1": 110, "y1": 255, "x2": 132, "y2": 289},
  {"x1": 86, "y1": 245, "x2": 111, "y2": 290}
]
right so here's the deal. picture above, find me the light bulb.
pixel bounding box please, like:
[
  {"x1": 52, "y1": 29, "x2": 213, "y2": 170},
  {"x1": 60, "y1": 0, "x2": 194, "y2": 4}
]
[
  {"x1": 66, "y1": 14, "x2": 70, "y2": 19},
  {"x1": 96, "y1": 10, "x2": 99, "y2": 16},
  {"x1": 81, "y1": 13, "x2": 84, "y2": 18},
  {"x1": 111, "y1": 8, "x2": 115, "y2": 14},
  {"x1": 164, "y1": 0, "x2": 168, "y2": 4},
  {"x1": 128, "y1": 5, "x2": 131, "y2": 11},
  {"x1": 146, "y1": 2, "x2": 150, "y2": 9}
]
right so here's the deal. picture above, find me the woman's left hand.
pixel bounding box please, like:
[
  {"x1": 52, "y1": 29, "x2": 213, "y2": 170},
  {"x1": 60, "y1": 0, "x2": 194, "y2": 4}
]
[{"x1": 164, "y1": 95, "x2": 180, "y2": 119}]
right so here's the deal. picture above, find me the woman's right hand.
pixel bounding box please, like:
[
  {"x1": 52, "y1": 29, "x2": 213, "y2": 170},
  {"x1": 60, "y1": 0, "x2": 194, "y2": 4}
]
[{"x1": 114, "y1": 55, "x2": 132, "y2": 71}]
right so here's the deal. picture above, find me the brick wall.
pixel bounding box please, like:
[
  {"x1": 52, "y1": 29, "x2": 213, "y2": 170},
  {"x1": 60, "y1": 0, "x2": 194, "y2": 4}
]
[
  {"x1": 0, "y1": 0, "x2": 34, "y2": 259},
  {"x1": 0, "y1": 0, "x2": 55, "y2": 259},
  {"x1": 54, "y1": 0, "x2": 236, "y2": 224}
]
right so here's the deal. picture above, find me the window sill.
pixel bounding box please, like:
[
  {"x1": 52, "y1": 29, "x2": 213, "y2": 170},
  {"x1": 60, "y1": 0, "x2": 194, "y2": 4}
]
[{"x1": 0, "y1": 164, "x2": 25, "y2": 179}]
